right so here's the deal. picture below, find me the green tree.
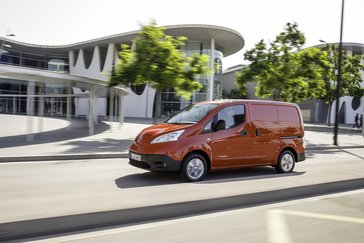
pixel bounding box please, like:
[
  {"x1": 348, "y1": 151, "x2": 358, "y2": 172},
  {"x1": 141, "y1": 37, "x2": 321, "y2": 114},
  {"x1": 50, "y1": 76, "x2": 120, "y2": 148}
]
[
  {"x1": 317, "y1": 42, "x2": 364, "y2": 126},
  {"x1": 109, "y1": 20, "x2": 210, "y2": 123},
  {"x1": 236, "y1": 22, "x2": 330, "y2": 103}
]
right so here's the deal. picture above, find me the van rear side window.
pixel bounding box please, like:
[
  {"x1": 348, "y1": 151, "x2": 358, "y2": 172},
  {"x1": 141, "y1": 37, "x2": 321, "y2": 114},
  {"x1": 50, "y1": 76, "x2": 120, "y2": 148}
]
[{"x1": 277, "y1": 106, "x2": 300, "y2": 122}]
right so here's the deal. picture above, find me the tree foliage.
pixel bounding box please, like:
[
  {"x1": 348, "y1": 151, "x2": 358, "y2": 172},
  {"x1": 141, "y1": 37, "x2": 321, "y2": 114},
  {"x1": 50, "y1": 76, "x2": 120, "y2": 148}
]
[
  {"x1": 316, "y1": 42, "x2": 364, "y2": 126},
  {"x1": 109, "y1": 20, "x2": 211, "y2": 121},
  {"x1": 236, "y1": 22, "x2": 331, "y2": 103},
  {"x1": 109, "y1": 21, "x2": 210, "y2": 95}
]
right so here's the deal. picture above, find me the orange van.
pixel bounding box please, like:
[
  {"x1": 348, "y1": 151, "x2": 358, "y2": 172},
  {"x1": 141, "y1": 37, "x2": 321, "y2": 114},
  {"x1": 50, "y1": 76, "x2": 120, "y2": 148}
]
[{"x1": 129, "y1": 100, "x2": 306, "y2": 182}]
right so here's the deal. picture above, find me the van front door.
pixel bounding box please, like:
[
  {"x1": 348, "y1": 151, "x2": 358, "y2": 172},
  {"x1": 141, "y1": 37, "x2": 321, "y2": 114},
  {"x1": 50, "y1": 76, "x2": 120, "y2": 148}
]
[{"x1": 210, "y1": 105, "x2": 251, "y2": 169}]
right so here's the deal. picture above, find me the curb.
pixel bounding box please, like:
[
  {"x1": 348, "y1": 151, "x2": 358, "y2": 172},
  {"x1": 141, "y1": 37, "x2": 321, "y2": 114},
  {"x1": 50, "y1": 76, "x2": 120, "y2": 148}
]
[
  {"x1": 304, "y1": 125, "x2": 363, "y2": 134},
  {"x1": 306, "y1": 145, "x2": 364, "y2": 151},
  {"x1": 0, "y1": 153, "x2": 129, "y2": 163},
  {"x1": 2, "y1": 145, "x2": 364, "y2": 163},
  {"x1": 1, "y1": 178, "x2": 364, "y2": 241}
]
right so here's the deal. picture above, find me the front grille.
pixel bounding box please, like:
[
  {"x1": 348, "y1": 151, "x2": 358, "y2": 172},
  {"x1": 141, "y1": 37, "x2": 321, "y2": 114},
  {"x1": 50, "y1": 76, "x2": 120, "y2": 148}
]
[{"x1": 130, "y1": 159, "x2": 151, "y2": 169}]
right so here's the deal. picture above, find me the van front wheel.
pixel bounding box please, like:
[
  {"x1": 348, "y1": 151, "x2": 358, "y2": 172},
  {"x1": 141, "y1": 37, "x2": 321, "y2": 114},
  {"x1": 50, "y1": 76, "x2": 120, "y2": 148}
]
[
  {"x1": 276, "y1": 150, "x2": 295, "y2": 173},
  {"x1": 180, "y1": 154, "x2": 207, "y2": 182}
]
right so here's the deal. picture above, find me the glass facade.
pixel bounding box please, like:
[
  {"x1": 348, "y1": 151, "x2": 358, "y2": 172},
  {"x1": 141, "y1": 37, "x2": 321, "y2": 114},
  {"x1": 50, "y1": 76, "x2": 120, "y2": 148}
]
[
  {"x1": 0, "y1": 47, "x2": 69, "y2": 72},
  {"x1": 0, "y1": 79, "x2": 27, "y2": 113},
  {"x1": 0, "y1": 46, "x2": 75, "y2": 115},
  {"x1": 0, "y1": 79, "x2": 74, "y2": 115}
]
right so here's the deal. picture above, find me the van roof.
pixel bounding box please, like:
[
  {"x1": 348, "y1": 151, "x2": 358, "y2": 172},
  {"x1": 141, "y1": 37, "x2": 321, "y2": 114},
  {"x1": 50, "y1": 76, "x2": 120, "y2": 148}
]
[{"x1": 198, "y1": 99, "x2": 298, "y2": 107}]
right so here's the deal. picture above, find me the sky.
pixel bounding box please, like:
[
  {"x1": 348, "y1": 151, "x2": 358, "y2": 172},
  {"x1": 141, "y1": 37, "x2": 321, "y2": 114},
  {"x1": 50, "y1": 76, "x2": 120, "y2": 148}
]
[{"x1": 1, "y1": 0, "x2": 363, "y2": 69}]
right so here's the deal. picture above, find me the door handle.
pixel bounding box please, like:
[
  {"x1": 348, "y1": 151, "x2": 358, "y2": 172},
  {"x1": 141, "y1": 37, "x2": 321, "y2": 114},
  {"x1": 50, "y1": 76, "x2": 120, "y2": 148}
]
[
  {"x1": 256, "y1": 128, "x2": 260, "y2": 137},
  {"x1": 241, "y1": 130, "x2": 249, "y2": 136}
]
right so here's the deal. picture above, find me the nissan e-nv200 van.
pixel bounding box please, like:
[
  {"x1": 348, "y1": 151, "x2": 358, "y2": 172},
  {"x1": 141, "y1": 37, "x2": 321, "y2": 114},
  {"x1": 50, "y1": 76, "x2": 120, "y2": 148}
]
[{"x1": 129, "y1": 100, "x2": 306, "y2": 182}]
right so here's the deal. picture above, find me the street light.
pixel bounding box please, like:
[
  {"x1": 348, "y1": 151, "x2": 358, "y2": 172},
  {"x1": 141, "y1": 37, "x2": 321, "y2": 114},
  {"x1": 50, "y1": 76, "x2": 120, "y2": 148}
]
[
  {"x1": 333, "y1": 0, "x2": 345, "y2": 146},
  {"x1": 0, "y1": 29, "x2": 16, "y2": 60}
]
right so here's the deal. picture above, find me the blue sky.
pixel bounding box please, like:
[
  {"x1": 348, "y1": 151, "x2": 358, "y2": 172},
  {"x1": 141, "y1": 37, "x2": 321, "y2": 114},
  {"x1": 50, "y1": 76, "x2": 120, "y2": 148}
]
[{"x1": 1, "y1": 0, "x2": 363, "y2": 68}]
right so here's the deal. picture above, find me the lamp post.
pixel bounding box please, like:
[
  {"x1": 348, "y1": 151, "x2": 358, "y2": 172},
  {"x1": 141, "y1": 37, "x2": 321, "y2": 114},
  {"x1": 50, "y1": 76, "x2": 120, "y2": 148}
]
[
  {"x1": 333, "y1": 0, "x2": 345, "y2": 146},
  {"x1": 0, "y1": 29, "x2": 15, "y2": 60}
]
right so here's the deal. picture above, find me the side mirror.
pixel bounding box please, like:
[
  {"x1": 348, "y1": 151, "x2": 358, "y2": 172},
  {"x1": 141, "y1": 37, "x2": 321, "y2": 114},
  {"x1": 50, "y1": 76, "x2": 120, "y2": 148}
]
[{"x1": 215, "y1": 120, "x2": 226, "y2": 131}]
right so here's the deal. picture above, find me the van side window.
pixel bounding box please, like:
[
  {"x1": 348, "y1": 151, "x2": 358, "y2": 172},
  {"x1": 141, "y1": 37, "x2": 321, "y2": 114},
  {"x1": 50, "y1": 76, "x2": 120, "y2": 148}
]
[
  {"x1": 217, "y1": 105, "x2": 245, "y2": 129},
  {"x1": 203, "y1": 118, "x2": 214, "y2": 133}
]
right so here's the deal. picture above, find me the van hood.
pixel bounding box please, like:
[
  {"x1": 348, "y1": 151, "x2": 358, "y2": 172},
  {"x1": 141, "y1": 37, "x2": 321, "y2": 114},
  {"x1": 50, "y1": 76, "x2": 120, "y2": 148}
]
[{"x1": 135, "y1": 123, "x2": 189, "y2": 145}]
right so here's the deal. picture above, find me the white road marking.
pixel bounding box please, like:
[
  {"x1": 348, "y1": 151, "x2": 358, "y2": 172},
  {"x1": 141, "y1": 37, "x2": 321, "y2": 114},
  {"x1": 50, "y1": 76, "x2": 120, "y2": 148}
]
[
  {"x1": 266, "y1": 210, "x2": 293, "y2": 243},
  {"x1": 275, "y1": 209, "x2": 364, "y2": 224}
]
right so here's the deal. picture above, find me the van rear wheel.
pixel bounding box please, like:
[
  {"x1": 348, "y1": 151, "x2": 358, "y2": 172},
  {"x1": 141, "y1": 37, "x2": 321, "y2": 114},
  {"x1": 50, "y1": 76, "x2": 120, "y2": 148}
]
[
  {"x1": 180, "y1": 153, "x2": 207, "y2": 182},
  {"x1": 276, "y1": 150, "x2": 295, "y2": 173}
]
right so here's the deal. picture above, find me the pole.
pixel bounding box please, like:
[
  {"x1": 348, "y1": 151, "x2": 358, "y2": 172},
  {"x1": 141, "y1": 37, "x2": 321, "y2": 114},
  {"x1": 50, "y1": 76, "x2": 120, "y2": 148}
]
[{"x1": 334, "y1": 0, "x2": 345, "y2": 146}]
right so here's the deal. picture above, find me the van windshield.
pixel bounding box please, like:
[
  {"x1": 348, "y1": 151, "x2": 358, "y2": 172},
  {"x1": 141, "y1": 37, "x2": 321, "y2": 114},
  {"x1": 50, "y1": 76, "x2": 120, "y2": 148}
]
[{"x1": 166, "y1": 103, "x2": 218, "y2": 125}]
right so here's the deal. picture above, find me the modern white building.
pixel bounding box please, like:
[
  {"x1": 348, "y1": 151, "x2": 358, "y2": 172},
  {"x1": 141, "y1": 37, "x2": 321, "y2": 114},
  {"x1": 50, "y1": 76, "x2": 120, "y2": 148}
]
[{"x1": 0, "y1": 25, "x2": 245, "y2": 127}]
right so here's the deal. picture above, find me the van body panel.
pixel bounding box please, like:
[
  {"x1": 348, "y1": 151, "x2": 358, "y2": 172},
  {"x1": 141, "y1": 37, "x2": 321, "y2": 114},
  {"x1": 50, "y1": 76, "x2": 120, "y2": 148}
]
[
  {"x1": 210, "y1": 122, "x2": 251, "y2": 169},
  {"x1": 277, "y1": 105, "x2": 304, "y2": 137},
  {"x1": 128, "y1": 100, "x2": 306, "y2": 179},
  {"x1": 249, "y1": 104, "x2": 281, "y2": 165}
]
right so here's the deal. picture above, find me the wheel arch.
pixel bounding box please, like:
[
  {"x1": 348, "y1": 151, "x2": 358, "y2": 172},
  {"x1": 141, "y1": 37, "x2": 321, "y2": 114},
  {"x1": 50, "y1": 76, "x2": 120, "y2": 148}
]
[
  {"x1": 182, "y1": 150, "x2": 211, "y2": 171},
  {"x1": 276, "y1": 147, "x2": 298, "y2": 165}
]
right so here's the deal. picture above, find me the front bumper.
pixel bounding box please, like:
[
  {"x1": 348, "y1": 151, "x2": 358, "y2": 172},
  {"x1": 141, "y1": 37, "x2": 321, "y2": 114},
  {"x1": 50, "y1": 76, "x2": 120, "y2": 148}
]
[{"x1": 129, "y1": 151, "x2": 182, "y2": 172}]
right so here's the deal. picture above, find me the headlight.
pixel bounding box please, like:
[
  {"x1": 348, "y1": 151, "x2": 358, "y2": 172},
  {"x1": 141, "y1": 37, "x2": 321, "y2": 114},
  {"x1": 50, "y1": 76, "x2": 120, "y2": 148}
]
[
  {"x1": 151, "y1": 130, "x2": 185, "y2": 144},
  {"x1": 302, "y1": 136, "x2": 307, "y2": 148}
]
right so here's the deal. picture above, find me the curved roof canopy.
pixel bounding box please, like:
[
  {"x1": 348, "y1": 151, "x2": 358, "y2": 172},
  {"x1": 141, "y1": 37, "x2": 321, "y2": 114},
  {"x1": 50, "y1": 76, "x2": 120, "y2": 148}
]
[
  {"x1": 1, "y1": 24, "x2": 245, "y2": 58},
  {"x1": 313, "y1": 42, "x2": 364, "y2": 55}
]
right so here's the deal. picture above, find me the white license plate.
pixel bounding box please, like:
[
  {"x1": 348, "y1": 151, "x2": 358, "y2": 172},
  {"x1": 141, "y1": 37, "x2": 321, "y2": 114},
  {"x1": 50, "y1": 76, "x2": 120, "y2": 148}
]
[{"x1": 130, "y1": 153, "x2": 141, "y2": 161}]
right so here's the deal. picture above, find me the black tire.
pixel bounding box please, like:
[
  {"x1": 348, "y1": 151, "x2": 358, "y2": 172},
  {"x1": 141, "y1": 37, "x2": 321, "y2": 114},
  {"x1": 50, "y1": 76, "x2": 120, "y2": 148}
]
[
  {"x1": 275, "y1": 150, "x2": 295, "y2": 173},
  {"x1": 180, "y1": 153, "x2": 207, "y2": 182}
]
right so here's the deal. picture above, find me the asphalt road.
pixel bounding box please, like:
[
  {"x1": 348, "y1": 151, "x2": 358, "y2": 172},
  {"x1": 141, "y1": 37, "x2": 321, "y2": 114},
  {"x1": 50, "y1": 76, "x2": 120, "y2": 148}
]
[
  {"x1": 1, "y1": 148, "x2": 364, "y2": 241},
  {"x1": 12, "y1": 189, "x2": 364, "y2": 243}
]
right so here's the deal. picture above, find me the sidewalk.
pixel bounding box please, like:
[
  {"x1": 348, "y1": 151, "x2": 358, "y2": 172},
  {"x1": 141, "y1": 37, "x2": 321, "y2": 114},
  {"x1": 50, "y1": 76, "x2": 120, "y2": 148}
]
[
  {"x1": 0, "y1": 114, "x2": 363, "y2": 162},
  {"x1": 0, "y1": 114, "x2": 154, "y2": 161}
]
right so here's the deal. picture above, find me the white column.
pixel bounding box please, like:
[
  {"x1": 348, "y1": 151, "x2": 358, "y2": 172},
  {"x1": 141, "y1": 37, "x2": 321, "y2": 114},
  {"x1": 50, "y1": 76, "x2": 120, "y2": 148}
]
[
  {"x1": 75, "y1": 96, "x2": 79, "y2": 118},
  {"x1": 109, "y1": 88, "x2": 114, "y2": 132},
  {"x1": 145, "y1": 84, "x2": 149, "y2": 118},
  {"x1": 27, "y1": 81, "x2": 35, "y2": 142},
  {"x1": 114, "y1": 90, "x2": 118, "y2": 122},
  {"x1": 119, "y1": 91, "x2": 124, "y2": 127},
  {"x1": 12, "y1": 96, "x2": 16, "y2": 114},
  {"x1": 38, "y1": 82, "x2": 44, "y2": 133},
  {"x1": 93, "y1": 85, "x2": 98, "y2": 125},
  {"x1": 66, "y1": 81, "x2": 72, "y2": 122},
  {"x1": 209, "y1": 38, "x2": 215, "y2": 101},
  {"x1": 88, "y1": 84, "x2": 95, "y2": 135}
]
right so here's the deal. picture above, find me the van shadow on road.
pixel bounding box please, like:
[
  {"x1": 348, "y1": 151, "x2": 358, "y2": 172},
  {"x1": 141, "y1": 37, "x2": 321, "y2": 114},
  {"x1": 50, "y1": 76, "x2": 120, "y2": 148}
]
[{"x1": 115, "y1": 167, "x2": 305, "y2": 189}]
